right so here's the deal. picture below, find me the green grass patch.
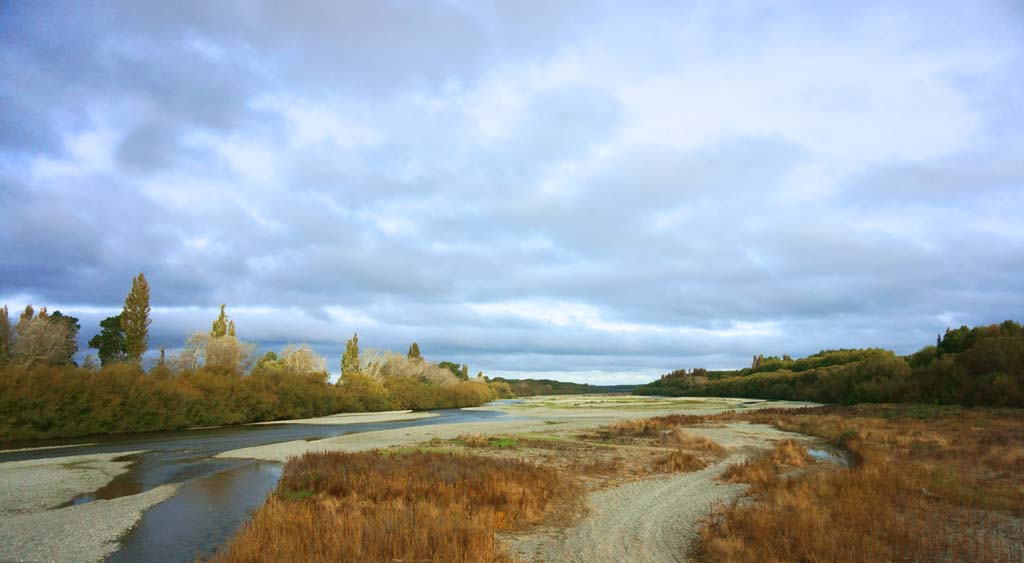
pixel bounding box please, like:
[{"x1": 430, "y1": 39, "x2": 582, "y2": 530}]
[
  {"x1": 280, "y1": 489, "x2": 315, "y2": 501},
  {"x1": 488, "y1": 437, "x2": 518, "y2": 448}
]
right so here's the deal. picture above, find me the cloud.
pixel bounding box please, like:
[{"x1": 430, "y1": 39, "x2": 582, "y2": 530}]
[{"x1": 1, "y1": 1, "x2": 1022, "y2": 382}]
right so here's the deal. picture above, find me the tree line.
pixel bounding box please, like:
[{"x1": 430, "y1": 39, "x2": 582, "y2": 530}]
[
  {"x1": 637, "y1": 320, "x2": 1024, "y2": 407},
  {"x1": 486, "y1": 377, "x2": 635, "y2": 397},
  {"x1": 0, "y1": 274, "x2": 510, "y2": 441}
]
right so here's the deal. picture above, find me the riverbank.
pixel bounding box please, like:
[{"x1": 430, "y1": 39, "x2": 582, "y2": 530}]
[
  {"x1": 216, "y1": 396, "x2": 817, "y2": 462},
  {"x1": 208, "y1": 400, "x2": 835, "y2": 562},
  {"x1": 0, "y1": 395, "x2": 819, "y2": 562},
  {"x1": 248, "y1": 409, "x2": 438, "y2": 426},
  {"x1": 694, "y1": 405, "x2": 1024, "y2": 562},
  {"x1": 0, "y1": 451, "x2": 144, "y2": 513},
  {"x1": 209, "y1": 401, "x2": 1024, "y2": 563},
  {"x1": 0, "y1": 451, "x2": 179, "y2": 562}
]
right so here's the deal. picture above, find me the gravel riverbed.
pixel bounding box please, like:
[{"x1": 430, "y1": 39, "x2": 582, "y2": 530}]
[{"x1": 0, "y1": 451, "x2": 178, "y2": 563}]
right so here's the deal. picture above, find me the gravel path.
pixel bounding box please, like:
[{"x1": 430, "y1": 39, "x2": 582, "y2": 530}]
[
  {"x1": 505, "y1": 422, "x2": 819, "y2": 563},
  {"x1": 507, "y1": 459, "x2": 746, "y2": 563}
]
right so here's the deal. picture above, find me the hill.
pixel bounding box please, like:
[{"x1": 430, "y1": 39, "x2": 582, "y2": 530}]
[
  {"x1": 635, "y1": 320, "x2": 1024, "y2": 406},
  {"x1": 488, "y1": 377, "x2": 636, "y2": 397}
]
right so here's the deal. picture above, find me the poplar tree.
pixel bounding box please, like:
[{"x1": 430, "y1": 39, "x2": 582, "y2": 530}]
[
  {"x1": 0, "y1": 305, "x2": 9, "y2": 366},
  {"x1": 460, "y1": 364, "x2": 469, "y2": 381},
  {"x1": 121, "y1": 273, "x2": 151, "y2": 364},
  {"x1": 18, "y1": 305, "x2": 34, "y2": 329},
  {"x1": 211, "y1": 305, "x2": 229, "y2": 337},
  {"x1": 407, "y1": 342, "x2": 421, "y2": 360},
  {"x1": 341, "y1": 333, "x2": 360, "y2": 377}
]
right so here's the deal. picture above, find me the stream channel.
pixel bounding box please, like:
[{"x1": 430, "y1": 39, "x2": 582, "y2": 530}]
[{"x1": 0, "y1": 406, "x2": 516, "y2": 562}]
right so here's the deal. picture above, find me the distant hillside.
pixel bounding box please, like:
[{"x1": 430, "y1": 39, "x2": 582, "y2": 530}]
[
  {"x1": 635, "y1": 320, "x2": 1024, "y2": 407},
  {"x1": 488, "y1": 377, "x2": 636, "y2": 397}
]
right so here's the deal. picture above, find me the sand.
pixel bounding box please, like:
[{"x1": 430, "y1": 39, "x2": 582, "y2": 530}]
[
  {"x1": 0, "y1": 442, "x2": 99, "y2": 454},
  {"x1": 217, "y1": 396, "x2": 819, "y2": 462}
]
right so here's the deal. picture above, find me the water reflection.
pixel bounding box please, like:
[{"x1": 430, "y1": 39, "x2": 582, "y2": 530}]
[
  {"x1": 107, "y1": 462, "x2": 283, "y2": 563},
  {"x1": 807, "y1": 447, "x2": 849, "y2": 467}
]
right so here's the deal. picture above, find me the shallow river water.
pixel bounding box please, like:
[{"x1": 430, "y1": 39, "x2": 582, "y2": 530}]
[{"x1": 0, "y1": 407, "x2": 514, "y2": 562}]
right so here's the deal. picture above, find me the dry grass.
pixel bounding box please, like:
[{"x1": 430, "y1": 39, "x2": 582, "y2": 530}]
[
  {"x1": 663, "y1": 427, "x2": 726, "y2": 455},
  {"x1": 653, "y1": 450, "x2": 709, "y2": 472},
  {"x1": 452, "y1": 425, "x2": 725, "y2": 481},
  {"x1": 720, "y1": 439, "x2": 812, "y2": 486},
  {"x1": 207, "y1": 451, "x2": 575, "y2": 562},
  {"x1": 697, "y1": 405, "x2": 1024, "y2": 563},
  {"x1": 596, "y1": 413, "x2": 707, "y2": 440},
  {"x1": 205, "y1": 406, "x2": 1024, "y2": 563}
]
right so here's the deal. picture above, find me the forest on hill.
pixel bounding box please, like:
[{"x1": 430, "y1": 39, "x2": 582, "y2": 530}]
[
  {"x1": 487, "y1": 377, "x2": 635, "y2": 397},
  {"x1": 636, "y1": 321, "x2": 1024, "y2": 407}
]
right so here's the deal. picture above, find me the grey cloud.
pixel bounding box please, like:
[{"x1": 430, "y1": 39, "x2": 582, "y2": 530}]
[{"x1": 2, "y1": 1, "x2": 1022, "y2": 381}]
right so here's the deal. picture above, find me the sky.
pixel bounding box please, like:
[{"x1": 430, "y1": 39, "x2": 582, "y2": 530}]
[{"x1": 1, "y1": 1, "x2": 1023, "y2": 384}]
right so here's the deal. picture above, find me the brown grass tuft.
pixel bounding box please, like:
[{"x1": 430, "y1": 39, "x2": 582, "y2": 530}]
[
  {"x1": 663, "y1": 428, "x2": 726, "y2": 455},
  {"x1": 208, "y1": 451, "x2": 574, "y2": 562},
  {"x1": 603, "y1": 413, "x2": 706, "y2": 439},
  {"x1": 457, "y1": 432, "x2": 489, "y2": 447},
  {"x1": 721, "y1": 439, "x2": 811, "y2": 486},
  {"x1": 653, "y1": 450, "x2": 709, "y2": 473}
]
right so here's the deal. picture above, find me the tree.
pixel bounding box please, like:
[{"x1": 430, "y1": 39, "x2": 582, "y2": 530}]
[
  {"x1": 211, "y1": 304, "x2": 229, "y2": 337},
  {"x1": 460, "y1": 364, "x2": 469, "y2": 381},
  {"x1": 121, "y1": 273, "x2": 151, "y2": 364},
  {"x1": 255, "y1": 351, "x2": 279, "y2": 373},
  {"x1": 88, "y1": 314, "x2": 128, "y2": 366},
  {"x1": 205, "y1": 334, "x2": 255, "y2": 374},
  {"x1": 17, "y1": 304, "x2": 34, "y2": 332},
  {"x1": 11, "y1": 306, "x2": 75, "y2": 368},
  {"x1": 49, "y1": 310, "x2": 80, "y2": 365},
  {"x1": 254, "y1": 344, "x2": 328, "y2": 378},
  {"x1": 0, "y1": 305, "x2": 10, "y2": 366},
  {"x1": 407, "y1": 342, "x2": 421, "y2": 360},
  {"x1": 439, "y1": 361, "x2": 461, "y2": 379},
  {"x1": 341, "y1": 333, "x2": 360, "y2": 378},
  {"x1": 174, "y1": 331, "x2": 255, "y2": 375}
]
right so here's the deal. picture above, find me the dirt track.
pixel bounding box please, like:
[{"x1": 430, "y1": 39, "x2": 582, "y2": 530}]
[{"x1": 506, "y1": 423, "x2": 820, "y2": 563}]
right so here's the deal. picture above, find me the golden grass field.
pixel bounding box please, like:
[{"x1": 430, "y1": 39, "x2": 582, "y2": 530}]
[{"x1": 208, "y1": 402, "x2": 1023, "y2": 562}]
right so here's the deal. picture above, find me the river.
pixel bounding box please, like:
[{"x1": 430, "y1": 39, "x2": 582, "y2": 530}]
[{"x1": 0, "y1": 406, "x2": 517, "y2": 562}]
